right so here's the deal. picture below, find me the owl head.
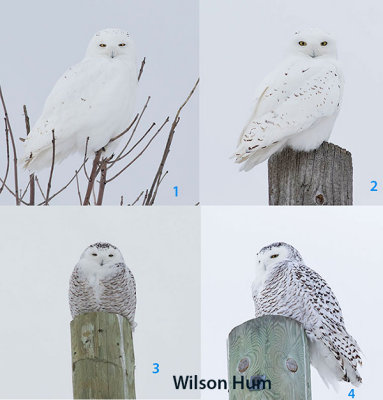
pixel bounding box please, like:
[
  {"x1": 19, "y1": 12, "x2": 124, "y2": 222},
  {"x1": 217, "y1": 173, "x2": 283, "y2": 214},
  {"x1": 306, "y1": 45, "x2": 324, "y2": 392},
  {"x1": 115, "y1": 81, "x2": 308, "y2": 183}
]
[
  {"x1": 290, "y1": 29, "x2": 337, "y2": 59},
  {"x1": 86, "y1": 28, "x2": 136, "y2": 62},
  {"x1": 256, "y1": 242, "x2": 303, "y2": 274},
  {"x1": 80, "y1": 242, "x2": 124, "y2": 267}
]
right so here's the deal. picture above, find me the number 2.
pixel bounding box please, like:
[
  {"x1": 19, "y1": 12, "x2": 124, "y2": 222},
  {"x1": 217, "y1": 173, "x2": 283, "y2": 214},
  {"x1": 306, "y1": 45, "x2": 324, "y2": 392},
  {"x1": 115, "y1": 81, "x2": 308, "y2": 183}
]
[
  {"x1": 371, "y1": 181, "x2": 378, "y2": 191},
  {"x1": 152, "y1": 363, "x2": 159, "y2": 374},
  {"x1": 348, "y1": 388, "x2": 355, "y2": 398}
]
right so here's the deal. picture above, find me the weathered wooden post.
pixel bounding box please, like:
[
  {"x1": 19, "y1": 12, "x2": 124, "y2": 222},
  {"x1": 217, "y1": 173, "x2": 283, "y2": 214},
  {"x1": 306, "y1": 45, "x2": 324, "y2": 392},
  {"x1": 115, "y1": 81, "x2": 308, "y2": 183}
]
[
  {"x1": 268, "y1": 142, "x2": 352, "y2": 205},
  {"x1": 227, "y1": 316, "x2": 311, "y2": 400},
  {"x1": 71, "y1": 312, "x2": 136, "y2": 399}
]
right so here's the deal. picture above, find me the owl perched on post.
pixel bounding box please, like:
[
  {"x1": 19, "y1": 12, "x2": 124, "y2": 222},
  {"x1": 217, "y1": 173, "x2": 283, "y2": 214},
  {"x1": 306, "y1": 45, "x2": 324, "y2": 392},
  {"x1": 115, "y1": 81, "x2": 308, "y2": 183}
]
[
  {"x1": 21, "y1": 28, "x2": 137, "y2": 171},
  {"x1": 234, "y1": 29, "x2": 344, "y2": 170},
  {"x1": 252, "y1": 242, "x2": 362, "y2": 388},
  {"x1": 69, "y1": 242, "x2": 136, "y2": 330}
]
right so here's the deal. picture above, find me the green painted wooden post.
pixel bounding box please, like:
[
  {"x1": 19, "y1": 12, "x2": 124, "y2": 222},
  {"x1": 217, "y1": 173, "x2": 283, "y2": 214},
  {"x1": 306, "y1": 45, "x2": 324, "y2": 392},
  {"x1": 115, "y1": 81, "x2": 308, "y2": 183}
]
[
  {"x1": 228, "y1": 316, "x2": 311, "y2": 400},
  {"x1": 71, "y1": 312, "x2": 136, "y2": 399}
]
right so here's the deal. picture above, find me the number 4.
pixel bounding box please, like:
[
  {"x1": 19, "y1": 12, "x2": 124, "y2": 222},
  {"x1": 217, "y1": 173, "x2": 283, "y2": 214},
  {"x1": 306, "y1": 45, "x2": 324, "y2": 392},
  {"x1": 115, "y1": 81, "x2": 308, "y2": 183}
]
[{"x1": 348, "y1": 389, "x2": 355, "y2": 398}]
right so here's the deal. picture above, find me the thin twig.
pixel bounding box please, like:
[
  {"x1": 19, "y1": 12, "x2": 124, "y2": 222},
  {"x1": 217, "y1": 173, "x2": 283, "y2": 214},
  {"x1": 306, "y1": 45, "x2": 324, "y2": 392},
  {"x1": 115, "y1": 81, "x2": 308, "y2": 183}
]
[
  {"x1": 0, "y1": 86, "x2": 20, "y2": 205},
  {"x1": 109, "y1": 114, "x2": 139, "y2": 143},
  {"x1": 20, "y1": 180, "x2": 31, "y2": 201},
  {"x1": 75, "y1": 171, "x2": 82, "y2": 205},
  {"x1": 96, "y1": 158, "x2": 107, "y2": 205},
  {"x1": 142, "y1": 189, "x2": 148, "y2": 205},
  {"x1": 37, "y1": 162, "x2": 86, "y2": 205},
  {"x1": 110, "y1": 122, "x2": 156, "y2": 164},
  {"x1": 109, "y1": 97, "x2": 151, "y2": 167},
  {"x1": 120, "y1": 196, "x2": 124, "y2": 206},
  {"x1": 83, "y1": 137, "x2": 90, "y2": 180},
  {"x1": 0, "y1": 118, "x2": 10, "y2": 194},
  {"x1": 35, "y1": 176, "x2": 46, "y2": 200},
  {"x1": 0, "y1": 177, "x2": 28, "y2": 205},
  {"x1": 138, "y1": 57, "x2": 146, "y2": 82},
  {"x1": 106, "y1": 117, "x2": 169, "y2": 183},
  {"x1": 44, "y1": 130, "x2": 56, "y2": 205},
  {"x1": 83, "y1": 150, "x2": 102, "y2": 205},
  {"x1": 23, "y1": 105, "x2": 35, "y2": 205},
  {"x1": 129, "y1": 190, "x2": 145, "y2": 206},
  {"x1": 145, "y1": 78, "x2": 199, "y2": 205}
]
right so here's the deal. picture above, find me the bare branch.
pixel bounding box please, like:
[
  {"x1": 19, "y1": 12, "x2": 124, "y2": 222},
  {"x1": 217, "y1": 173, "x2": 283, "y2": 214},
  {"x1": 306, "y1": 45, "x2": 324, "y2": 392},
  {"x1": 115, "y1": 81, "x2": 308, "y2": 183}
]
[
  {"x1": 37, "y1": 161, "x2": 86, "y2": 205},
  {"x1": 44, "y1": 130, "x2": 56, "y2": 205},
  {"x1": 35, "y1": 176, "x2": 46, "y2": 201},
  {"x1": 145, "y1": 78, "x2": 199, "y2": 205},
  {"x1": 106, "y1": 117, "x2": 169, "y2": 183},
  {"x1": 23, "y1": 105, "x2": 35, "y2": 205},
  {"x1": 0, "y1": 86, "x2": 20, "y2": 205},
  {"x1": 0, "y1": 118, "x2": 10, "y2": 194},
  {"x1": 96, "y1": 158, "x2": 107, "y2": 205},
  {"x1": 20, "y1": 180, "x2": 31, "y2": 201},
  {"x1": 128, "y1": 190, "x2": 144, "y2": 206},
  {"x1": 109, "y1": 113, "x2": 139, "y2": 143},
  {"x1": 142, "y1": 189, "x2": 148, "y2": 205},
  {"x1": 138, "y1": 57, "x2": 146, "y2": 82},
  {"x1": 109, "y1": 97, "x2": 151, "y2": 167},
  {"x1": 120, "y1": 195, "x2": 123, "y2": 206},
  {"x1": 110, "y1": 122, "x2": 156, "y2": 164},
  {"x1": 75, "y1": 171, "x2": 82, "y2": 205},
  {"x1": 83, "y1": 150, "x2": 102, "y2": 205}
]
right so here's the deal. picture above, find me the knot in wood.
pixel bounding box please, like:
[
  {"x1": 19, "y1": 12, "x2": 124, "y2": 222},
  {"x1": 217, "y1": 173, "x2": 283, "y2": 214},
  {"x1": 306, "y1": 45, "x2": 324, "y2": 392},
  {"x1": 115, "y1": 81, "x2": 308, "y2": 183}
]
[
  {"x1": 238, "y1": 357, "x2": 250, "y2": 373},
  {"x1": 286, "y1": 358, "x2": 298, "y2": 373},
  {"x1": 315, "y1": 193, "x2": 325, "y2": 205}
]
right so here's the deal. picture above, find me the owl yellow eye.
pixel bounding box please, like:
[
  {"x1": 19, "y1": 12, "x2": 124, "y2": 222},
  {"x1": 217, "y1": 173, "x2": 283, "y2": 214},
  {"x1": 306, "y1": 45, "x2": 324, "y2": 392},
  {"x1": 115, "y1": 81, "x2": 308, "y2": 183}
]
[
  {"x1": 99, "y1": 43, "x2": 107, "y2": 47},
  {"x1": 109, "y1": 254, "x2": 114, "y2": 257},
  {"x1": 118, "y1": 43, "x2": 126, "y2": 47},
  {"x1": 321, "y1": 41, "x2": 328, "y2": 46},
  {"x1": 298, "y1": 41, "x2": 307, "y2": 46},
  {"x1": 92, "y1": 253, "x2": 97, "y2": 256},
  {"x1": 270, "y1": 254, "x2": 279, "y2": 259}
]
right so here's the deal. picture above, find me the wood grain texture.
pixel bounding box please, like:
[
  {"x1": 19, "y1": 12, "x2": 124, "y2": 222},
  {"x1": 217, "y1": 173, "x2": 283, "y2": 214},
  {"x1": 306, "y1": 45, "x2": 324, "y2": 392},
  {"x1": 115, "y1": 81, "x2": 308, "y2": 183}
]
[
  {"x1": 268, "y1": 142, "x2": 353, "y2": 205},
  {"x1": 228, "y1": 316, "x2": 311, "y2": 400},
  {"x1": 71, "y1": 312, "x2": 136, "y2": 399}
]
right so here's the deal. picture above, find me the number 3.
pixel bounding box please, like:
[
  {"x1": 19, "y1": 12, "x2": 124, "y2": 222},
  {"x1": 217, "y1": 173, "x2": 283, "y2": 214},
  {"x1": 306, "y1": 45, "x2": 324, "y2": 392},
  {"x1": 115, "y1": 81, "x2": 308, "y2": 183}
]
[{"x1": 152, "y1": 363, "x2": 159, "y2": 374}]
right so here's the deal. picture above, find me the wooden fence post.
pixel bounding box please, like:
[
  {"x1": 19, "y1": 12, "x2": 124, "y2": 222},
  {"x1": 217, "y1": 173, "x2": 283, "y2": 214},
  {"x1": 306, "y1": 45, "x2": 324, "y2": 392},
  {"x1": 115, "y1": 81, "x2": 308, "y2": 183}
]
[
  {"x1": 268, "y1": 142, "x2": 353, "y2": 205},
  {"x1": 227, "y1": 315, "x2": 311, "y2": 400},
  {"x1": 71, "y1": 312, "x2": 136, "y2": 399}
]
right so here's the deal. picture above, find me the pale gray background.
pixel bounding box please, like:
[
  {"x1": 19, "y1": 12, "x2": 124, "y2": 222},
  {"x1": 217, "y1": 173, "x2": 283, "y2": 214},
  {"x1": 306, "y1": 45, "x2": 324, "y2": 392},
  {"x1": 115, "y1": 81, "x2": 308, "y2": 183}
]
[
  {"x1": 0, "y1": 0, "x2": 198, "y2": 205},
  {"x1": 0, "y1": 207, "x2": 200, "y2": 399},
  {"x1": 202, "y1": 206, "x2": 382, "y2": 399},
  {"x1": 200, "y1": 0, "x2": 383, "y2": 205}
]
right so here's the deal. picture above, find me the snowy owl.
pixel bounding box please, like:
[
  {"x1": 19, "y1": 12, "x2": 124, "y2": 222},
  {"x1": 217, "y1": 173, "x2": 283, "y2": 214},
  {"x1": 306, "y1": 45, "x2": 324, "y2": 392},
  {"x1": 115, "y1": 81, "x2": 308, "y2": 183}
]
[
  {"x1": 235, "y1": 29, "x2": 343, "y2": 171},
  {"x1": 252, "y1": 242, "x2": 362, "y2": 388},
  {"x1": 69, "y1": 242, "x2": 136, "y2": 330},
  {"x1": 21, "y1": 28, "x2": 137, "y2": 171}
]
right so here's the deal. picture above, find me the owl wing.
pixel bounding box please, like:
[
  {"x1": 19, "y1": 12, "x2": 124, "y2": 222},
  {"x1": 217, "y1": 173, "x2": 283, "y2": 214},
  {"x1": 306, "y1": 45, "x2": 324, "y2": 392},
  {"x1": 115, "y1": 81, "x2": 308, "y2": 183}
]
[
  {"x1": 124, "y1": 264, "x2": 137, "y2": 329},
  {"x1": 292, "y1": 263, "x2": 362, "y2": 383},
  {"x1": 234, "y1": 66, "x2": 342, "y2": 166}
]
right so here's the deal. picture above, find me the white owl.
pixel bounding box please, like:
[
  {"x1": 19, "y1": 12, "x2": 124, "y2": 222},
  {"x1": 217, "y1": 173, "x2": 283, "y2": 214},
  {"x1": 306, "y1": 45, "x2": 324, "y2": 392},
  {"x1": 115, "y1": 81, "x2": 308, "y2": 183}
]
[
  {"x1": 69, "y1": 242, "x2": 136, "y2": 330},
  {"x1": 235, "y1": 29, "x2": 343, "y2": 171},
  {"x1": 21, "y1": 28, "x2": 137, "y2": 171},
  {"x1": 252, "y1": 242, "x2": 362, "y2": 388}
]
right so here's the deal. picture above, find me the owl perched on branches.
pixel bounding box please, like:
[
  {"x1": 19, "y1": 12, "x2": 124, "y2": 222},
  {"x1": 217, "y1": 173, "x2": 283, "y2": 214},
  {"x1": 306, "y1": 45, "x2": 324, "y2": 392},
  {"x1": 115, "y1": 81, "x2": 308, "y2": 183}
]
[
  {"x1": 69, "y1": 242, "x2": 136, "y2": 330},
  {"x1": 21, "y1": 28, "x2": 137, "y2": 171},
  {"x1": 252, "y1": 242, "x2": 362, "y2": 388},
  {"x1": 235, "y1": 29, "x2": 343, "y2": 170}
]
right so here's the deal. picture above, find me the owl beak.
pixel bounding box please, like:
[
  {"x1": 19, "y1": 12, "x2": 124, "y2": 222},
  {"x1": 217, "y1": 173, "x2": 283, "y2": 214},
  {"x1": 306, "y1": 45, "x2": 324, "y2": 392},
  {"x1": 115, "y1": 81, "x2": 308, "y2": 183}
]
[
  {"x1": 111, "y1": 50, "x2": 116, "y2": 59},
  {"x1": 310, "y1": 50, "x2": 317, "y2": 58},
  {"x1": 100, "y1": 260, "x2": 104, "y2": 266}
]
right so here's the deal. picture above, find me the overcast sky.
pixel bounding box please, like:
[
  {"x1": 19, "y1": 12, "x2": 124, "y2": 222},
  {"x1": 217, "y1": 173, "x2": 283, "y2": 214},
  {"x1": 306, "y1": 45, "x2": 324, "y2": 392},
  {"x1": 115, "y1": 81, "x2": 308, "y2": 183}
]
[
  {"x1": 0, "y1": 0, "x2": 198, "y2": 205},
  {"x1": 200, "y1": 0, "x2": 383, "y2": 205},
  {"x1": 202, "y1": 206, "x2": 382, "y2": 399},
  {"x1": 0, "y1": 207, "x2": 200, "y2": 399}
]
